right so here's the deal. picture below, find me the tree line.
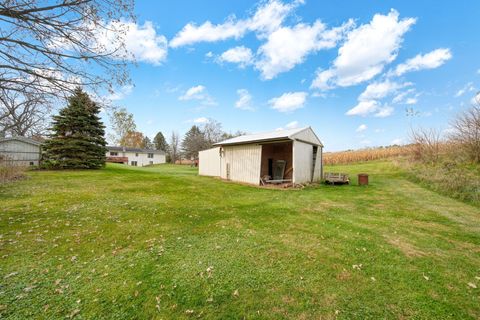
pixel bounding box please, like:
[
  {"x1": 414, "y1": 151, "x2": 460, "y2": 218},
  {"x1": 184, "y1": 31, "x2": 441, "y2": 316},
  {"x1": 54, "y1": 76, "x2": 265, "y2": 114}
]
[
  {"x1": 109, "y1": 107, "x2": 244, "y2": 163},
  {"x1": 34, "y1": 87, "x2": 243, "y2": 168}
]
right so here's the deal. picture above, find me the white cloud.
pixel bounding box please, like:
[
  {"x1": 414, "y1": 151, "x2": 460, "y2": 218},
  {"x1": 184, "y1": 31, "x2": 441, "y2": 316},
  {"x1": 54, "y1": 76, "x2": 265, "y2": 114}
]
[
  {"x1": 205, "y1": 51, "x2": 214, "y2": 58},
  {"x1": 356, "y1": 124, "x2": 367, "y2": 132},
  {"x1": 347, "y1": 80, "x2": 406, "y2": 117},
  {"x1": 276, "y1": 120, "x2": 300, "y2": 131},
  {"x1": 170, "y1": 18, "x2": 247, "y2": 48},
  {"x1": 477, "y1": 69, "x2": 480, "y2": 75},
  {"x1": 256, "y1": 20, "x2": 353, "y2": 79},
  {"x1": 311, "y1": 10, "x2": 415, "y2": 90},
  {"x1": 392, "y1": 48, "x2": 452, "y2": 76},
  {"x1": 346, "y1": 100, "x2": 379, "y2": 116},
  {"x1": 392, "y1": 88, "x2": 415, "y2": 103},
  {"x1": 286, "y1": 121, "x2": 299, "y2": 129},
  {"x1": 170, "y1": 0, "x2": 300, "y2": 48},
  {"x1": 125, "y1": 21, "x2": 168, "y2": 65},
  {"x1": 235, "y1": 89, "x2": 254, "y2": 110},
  {"x1": 346, "y1": 100, "x2": 394, "y2": 118},
  {"x1": 455, "y1": 82, "x2": 475, "y2": 97},
  {"x1": 374, "y1": 106, "x2": 394, "y2": 117},
  {"x1": 171, "y1": 0, "x2": 352, "y2": 80},
  {"x1": 51, "y1": 20, "x2": 168, "y2": 65},
  {"x1": 193, "y1": 117, "x2": 209, "y2": 124},
  {"x1": 405, "y1": 97, "x2": 417, "y2": 105},
  {"x1": 218, "y1": 46, "x2": 253, "y2": 68},
  {"x1": 105, "y1": 21, "x2": 168, "y2": 65},
  {"x1": 179, "y1": 85, "x2": 205, "y2": 100},
  {"x1": 179, "y1": 85, "x2": 217, "y2": 105},
  {"x1": 359, "y1": 80, "x2": 409, "y2": 101},
  {"x1": 106, "y1": 84, "x2": 134, "y2": 101},
  {"x1": 269, "y1": 91, "x2": 307, "y2": 112},
  {"x1": 391, "y1": 138, "x2": 403, "y2": 145}
]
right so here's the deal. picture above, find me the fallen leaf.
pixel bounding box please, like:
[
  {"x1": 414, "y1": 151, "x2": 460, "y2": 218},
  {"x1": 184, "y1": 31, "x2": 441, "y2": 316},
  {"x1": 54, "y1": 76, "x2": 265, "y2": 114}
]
[
  {"x1": 467, "y1": 282, "x2": 477, "y2": 289},
  {"x1": 68, "y1": 308, "x2": 80, "y2": 318},
  {"x1": 4, "y1": 272, "x2": 18, "y2": 279}
]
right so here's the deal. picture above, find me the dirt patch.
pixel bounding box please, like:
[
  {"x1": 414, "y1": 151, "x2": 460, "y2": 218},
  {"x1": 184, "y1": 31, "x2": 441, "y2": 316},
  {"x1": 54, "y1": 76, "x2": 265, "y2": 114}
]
[{"x1": 384, "y1": 235, "x2": 427, "y2": 257}]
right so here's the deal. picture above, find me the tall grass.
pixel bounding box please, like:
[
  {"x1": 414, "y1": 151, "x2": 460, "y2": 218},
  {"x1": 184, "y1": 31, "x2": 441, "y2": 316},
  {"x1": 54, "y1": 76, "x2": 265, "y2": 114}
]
[{"x1": 0, "y1": 159, "x2": 27, "y2": 184}]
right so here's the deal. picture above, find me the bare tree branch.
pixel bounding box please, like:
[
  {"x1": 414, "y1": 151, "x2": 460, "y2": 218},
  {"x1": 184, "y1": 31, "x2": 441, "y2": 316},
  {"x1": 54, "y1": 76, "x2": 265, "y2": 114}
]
[{"x1": 0, "y1": 0, "x2": 135, "y2": 100}]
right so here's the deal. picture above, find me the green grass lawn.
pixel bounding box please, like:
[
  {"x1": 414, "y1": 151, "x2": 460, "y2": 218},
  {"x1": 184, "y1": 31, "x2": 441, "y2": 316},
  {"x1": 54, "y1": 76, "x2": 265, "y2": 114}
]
[{"x1": 1, "y1": 162, "x2": 479, "y2": 319}]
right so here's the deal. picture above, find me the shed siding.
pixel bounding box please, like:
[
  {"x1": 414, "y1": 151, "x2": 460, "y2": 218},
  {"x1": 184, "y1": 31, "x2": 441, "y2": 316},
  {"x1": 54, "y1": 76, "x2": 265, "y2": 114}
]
[
  {"x1": 292, "y1": 128, "x2": 322, "y2": 146},
  {"x1": 0, "y1": 140, "x2": 40, "y2": 165},
  {"x1": 199, "y1": 147, "x2": 221, "y2": 176},
  {"x1": 293, "y1": 141, "x2": 313, "y2": 184},
  {"x1": 222, "y1": 145, "x2": 262, "y2": 185}
]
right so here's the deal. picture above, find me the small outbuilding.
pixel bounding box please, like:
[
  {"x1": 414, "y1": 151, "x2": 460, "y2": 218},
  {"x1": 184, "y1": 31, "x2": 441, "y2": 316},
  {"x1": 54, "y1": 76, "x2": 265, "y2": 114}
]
[
  {"x1": 199, "y1": 127, "x2": 323, "y2": 185},
  {"x1": 0, "y1": 136, "x2": 42, "y2": 166}
]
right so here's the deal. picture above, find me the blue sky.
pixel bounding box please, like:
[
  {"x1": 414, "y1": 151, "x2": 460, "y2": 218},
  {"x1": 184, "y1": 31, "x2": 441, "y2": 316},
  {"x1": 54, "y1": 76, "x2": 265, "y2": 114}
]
[{"x1": 106, "y1": 0, "x2": 480, "y2": 151}]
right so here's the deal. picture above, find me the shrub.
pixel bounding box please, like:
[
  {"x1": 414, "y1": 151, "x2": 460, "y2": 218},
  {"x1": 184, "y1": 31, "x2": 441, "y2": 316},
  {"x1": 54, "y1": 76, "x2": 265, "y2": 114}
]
[
  {"x1": 449, "y1": 104, "x2": 480, "y2": 163},
  {"x1": 409, "y1": 128, "x2": 444, "y2": 164}
]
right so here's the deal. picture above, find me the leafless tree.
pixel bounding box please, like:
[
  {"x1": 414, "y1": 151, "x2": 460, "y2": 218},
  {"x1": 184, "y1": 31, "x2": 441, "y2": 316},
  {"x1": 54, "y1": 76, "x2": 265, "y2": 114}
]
[
  {"x1": 0, "y1": 86, "x2": 50, "y2": 137},
  {"x1": 201, "y1": 118, "x2": 223, "y2": 145},
  {"x1": 410, "y1": 128, "x2": 443, "y2": 164},
  {"x1": 169, "y1": 131, "x2": 180, "y2": 163},
  {"x1": 449, "y1": 102, "x2": 480, "y2": 163},
  {"x1": 0, "y1": 0, "x2": 135, "y2": 100}
]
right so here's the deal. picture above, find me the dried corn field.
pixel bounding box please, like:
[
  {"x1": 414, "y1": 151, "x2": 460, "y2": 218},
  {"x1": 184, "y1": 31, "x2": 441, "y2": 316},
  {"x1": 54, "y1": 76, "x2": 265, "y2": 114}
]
[{"x1": 323, "y1": 146, "x2": 412, "y2": 165}]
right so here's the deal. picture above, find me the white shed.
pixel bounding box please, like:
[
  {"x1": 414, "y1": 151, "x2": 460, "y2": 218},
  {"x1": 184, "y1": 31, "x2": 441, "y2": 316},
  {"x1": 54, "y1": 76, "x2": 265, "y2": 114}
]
[
  {"x1": 0, "y1": 136, "x2": 42, "y2": 166},
  {"x1": 198, "y1": 127, "x2": 323, "y2": 185}
]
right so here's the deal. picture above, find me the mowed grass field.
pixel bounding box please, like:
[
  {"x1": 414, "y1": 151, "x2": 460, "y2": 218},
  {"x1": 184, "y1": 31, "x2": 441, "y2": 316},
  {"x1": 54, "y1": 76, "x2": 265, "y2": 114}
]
[{"x1": 1, "y1": 162, "x2": 479, "y2": 319}]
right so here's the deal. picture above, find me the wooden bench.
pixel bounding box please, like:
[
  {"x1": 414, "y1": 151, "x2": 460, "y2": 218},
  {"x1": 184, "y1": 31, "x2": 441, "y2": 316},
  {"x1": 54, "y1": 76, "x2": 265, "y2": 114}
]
[{"x1": 324, "y1": 172, "x2": 349, "y2": 185}]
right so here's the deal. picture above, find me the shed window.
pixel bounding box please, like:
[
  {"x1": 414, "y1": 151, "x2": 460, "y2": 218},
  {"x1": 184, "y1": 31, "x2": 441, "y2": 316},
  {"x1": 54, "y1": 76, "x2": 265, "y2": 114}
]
[
  {"x1": 135, "y1": 153, "x2": 139, "y2": 157},
  {"x1": 131, "y1": 161, "x2": 137, "y2": 166},
  {"x1": 110, "y1": 151, "x2": 118, "y2": 156},
  {"x1": 148, "y1": 153, "x2": 154, "y2": 158}
]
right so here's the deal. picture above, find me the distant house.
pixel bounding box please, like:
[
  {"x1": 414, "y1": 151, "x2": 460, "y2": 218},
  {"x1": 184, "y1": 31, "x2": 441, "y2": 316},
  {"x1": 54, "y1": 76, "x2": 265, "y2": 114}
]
[
  {"x1": 106, "y1": 146, "x2": 166, "y2": 166},
  {"x1": 0, "y1": 136, "x2": 42, "y2": 166},
  {"x1": 199, "y1": 127, "x2": 323, "y2": 185}
]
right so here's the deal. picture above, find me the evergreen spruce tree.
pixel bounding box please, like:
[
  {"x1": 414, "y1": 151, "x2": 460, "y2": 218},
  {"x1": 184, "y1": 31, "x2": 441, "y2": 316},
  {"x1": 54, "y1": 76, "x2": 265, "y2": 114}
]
[
  {"x1": 43, "y1": 88, "x2": 107, "y2": 169},
  {"x1": 153, "y1": 131, "x2": 169, "y2": 151},
  {"x1": 181, "y1": 125, "x2": 207, "y2": 159}
]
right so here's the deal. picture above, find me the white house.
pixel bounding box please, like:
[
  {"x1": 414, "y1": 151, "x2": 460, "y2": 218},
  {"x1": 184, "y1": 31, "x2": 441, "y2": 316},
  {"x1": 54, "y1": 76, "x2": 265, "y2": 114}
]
[
  {"x1": 199, "y1": 127, "x2": 323, "y2": 185},
  {"x1": 0, "y1": 136, "x2": 42, "y2": 166},
  {"x1": 106, "y1": 146, "x2": 166, "y2": 166}
]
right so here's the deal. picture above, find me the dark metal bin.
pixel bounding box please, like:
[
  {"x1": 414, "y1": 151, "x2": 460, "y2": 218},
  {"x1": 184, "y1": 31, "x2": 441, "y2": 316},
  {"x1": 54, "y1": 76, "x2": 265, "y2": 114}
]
[{"x1": 358, "y1": 174, "x2": 369, "y2": 186}]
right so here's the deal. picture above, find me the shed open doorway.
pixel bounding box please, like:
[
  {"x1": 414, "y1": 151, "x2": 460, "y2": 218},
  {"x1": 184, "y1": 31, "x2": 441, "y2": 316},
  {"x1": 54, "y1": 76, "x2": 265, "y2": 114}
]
[{"x1": 260, "y1": 141, "x2": 292, "y2": 184}]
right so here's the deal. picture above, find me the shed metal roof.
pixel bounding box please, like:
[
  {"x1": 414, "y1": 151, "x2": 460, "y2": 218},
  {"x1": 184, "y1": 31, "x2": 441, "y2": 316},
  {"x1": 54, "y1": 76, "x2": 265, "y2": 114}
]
[
  {"x1": 0, "y1": 136, "x2": 42, "y2": 146},
  {"x1": 213, "y1": 127, "x2": 323, "y2": 147}
]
